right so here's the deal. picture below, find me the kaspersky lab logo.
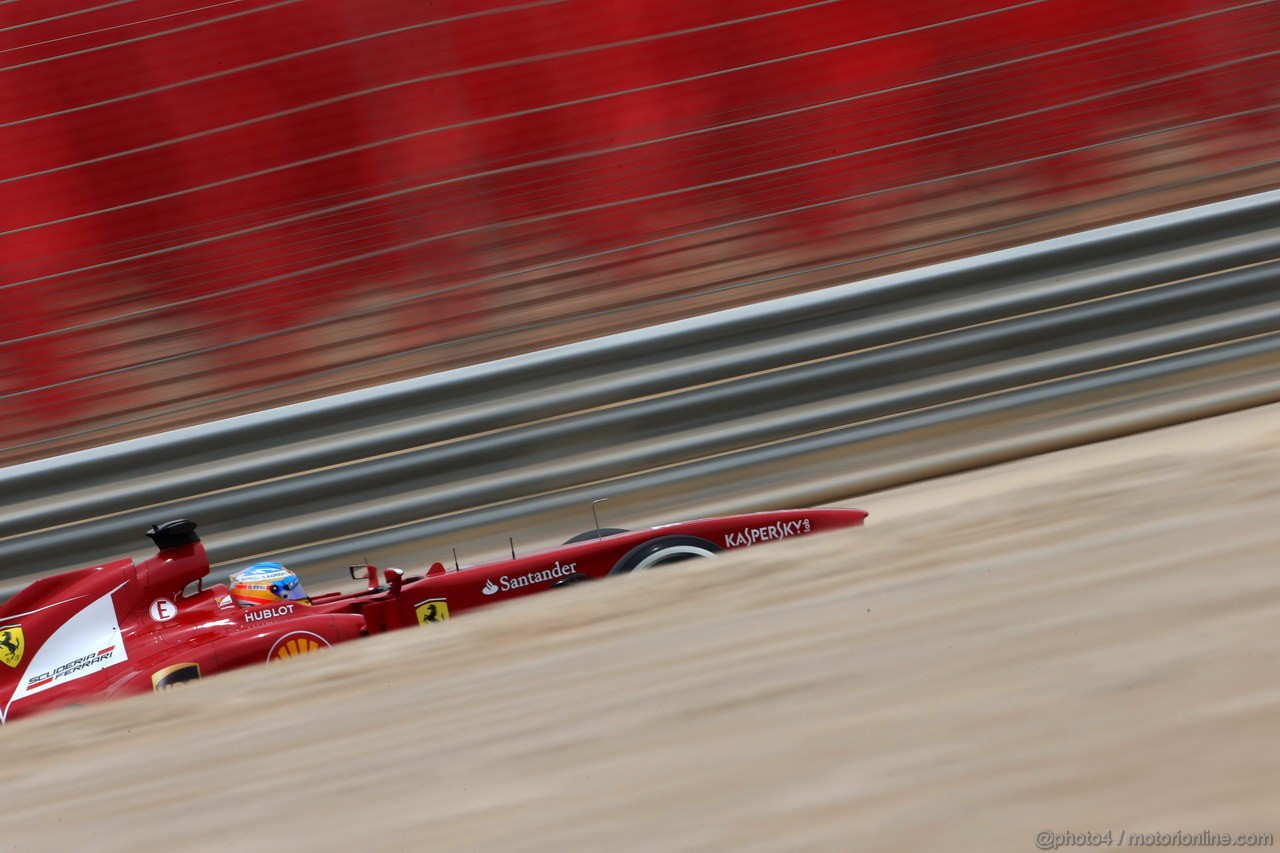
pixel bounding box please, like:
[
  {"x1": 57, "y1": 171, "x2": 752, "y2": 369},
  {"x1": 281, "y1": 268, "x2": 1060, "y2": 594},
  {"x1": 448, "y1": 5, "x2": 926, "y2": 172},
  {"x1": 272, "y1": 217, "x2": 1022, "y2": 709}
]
[
  {"x1": 0, "y1": 626, "x2": 23, "y2": 668},
  {"x1": 482, "y1": 561, "x2": 577, "y2": 595}
]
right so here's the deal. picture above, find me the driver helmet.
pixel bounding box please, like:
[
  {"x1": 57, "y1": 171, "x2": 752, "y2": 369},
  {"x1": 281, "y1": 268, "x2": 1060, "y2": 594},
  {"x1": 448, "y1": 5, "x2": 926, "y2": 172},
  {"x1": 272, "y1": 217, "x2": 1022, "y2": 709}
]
[{"x1": 230, "y1": 561, "x2": 309, "y2": 607}]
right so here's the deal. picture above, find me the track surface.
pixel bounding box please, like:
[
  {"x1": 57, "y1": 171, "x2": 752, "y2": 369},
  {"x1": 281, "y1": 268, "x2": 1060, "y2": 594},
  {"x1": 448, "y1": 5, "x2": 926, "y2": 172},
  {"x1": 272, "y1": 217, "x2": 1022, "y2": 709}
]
[{"x1": 1, "y1": 404, "x2": 1278, "y2": 851}]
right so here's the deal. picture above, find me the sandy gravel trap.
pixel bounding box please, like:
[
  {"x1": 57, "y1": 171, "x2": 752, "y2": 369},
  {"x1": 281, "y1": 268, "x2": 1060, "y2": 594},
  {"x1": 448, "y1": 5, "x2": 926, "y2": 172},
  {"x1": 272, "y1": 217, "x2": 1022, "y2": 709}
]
[{"x1": 1, "y1": 405, "x2": 1278, "y2": 852}]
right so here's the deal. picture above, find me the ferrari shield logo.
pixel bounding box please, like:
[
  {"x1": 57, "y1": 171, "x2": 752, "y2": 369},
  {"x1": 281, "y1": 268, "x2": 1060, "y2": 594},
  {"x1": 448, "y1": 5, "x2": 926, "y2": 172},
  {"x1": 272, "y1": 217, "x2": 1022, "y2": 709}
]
[
  {"x1": 0, "y1": 626, "x2": 24, "y2": 668},
  {"x1": 415, "y1": 599, "x2": 450, "y2": 624}
]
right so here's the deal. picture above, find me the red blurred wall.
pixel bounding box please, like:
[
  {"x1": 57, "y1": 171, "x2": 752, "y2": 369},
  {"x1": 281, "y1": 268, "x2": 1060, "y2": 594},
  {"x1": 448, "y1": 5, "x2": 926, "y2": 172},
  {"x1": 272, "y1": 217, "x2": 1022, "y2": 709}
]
[{"x1": 0, "y1": 0, "x2": 1276, "y2": 460}]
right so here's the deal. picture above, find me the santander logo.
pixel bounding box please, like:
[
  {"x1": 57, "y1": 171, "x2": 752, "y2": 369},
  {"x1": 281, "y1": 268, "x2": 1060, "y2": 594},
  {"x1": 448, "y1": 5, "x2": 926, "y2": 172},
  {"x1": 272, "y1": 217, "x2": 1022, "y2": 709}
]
[{"x1": 482, "y1": 561, "x2": 577, "y2": 596}]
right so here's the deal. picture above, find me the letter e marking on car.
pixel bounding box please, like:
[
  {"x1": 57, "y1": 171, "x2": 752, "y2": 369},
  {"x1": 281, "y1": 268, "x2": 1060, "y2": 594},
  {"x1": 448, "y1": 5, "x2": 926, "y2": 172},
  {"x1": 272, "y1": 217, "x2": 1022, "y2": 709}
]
[{"x1": 149, "y1": 599, "x2": 178, "y2": 623}]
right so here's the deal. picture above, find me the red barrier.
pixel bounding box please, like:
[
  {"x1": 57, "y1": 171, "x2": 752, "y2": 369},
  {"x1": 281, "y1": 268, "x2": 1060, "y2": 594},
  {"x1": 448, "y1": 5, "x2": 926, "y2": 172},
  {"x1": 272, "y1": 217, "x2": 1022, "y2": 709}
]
[{"x1": 0, "y1": 0, "x2": 1276, "y2": 460}]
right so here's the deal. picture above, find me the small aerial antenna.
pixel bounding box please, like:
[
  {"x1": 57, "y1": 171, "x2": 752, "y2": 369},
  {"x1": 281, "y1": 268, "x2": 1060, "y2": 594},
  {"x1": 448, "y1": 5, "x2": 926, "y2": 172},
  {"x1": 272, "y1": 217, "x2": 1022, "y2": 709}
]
[
  {"x1": 451, "y1": 548, "x2": 460, "y2": 572},
  {"x1": 509, "y1": 537, "x2": 517, "y2": 559},
  {"x1": 592, "y1": 498, "x2": 609, "y2": 540}
]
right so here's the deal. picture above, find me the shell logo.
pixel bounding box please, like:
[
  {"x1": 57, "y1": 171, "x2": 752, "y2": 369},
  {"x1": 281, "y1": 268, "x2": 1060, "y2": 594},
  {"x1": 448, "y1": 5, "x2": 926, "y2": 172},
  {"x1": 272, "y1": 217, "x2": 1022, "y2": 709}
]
[{"x1": 268, "y1": 632, "x2": 330, "y2": 662}]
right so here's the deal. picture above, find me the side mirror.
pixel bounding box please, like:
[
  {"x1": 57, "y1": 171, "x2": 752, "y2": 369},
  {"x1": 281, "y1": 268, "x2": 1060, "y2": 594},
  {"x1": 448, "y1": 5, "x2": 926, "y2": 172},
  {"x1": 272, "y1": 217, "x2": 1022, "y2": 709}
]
[{"x1": 348, "y1": 564, "x2": 381, "y2": 590}]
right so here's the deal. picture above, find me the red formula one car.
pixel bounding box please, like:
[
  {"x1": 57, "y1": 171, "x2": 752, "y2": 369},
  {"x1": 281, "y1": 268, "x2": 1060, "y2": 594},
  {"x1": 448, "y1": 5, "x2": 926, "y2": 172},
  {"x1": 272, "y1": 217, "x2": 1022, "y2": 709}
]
[{"x1": 0, "y1": 508, "x2": 866, "y2": 724}]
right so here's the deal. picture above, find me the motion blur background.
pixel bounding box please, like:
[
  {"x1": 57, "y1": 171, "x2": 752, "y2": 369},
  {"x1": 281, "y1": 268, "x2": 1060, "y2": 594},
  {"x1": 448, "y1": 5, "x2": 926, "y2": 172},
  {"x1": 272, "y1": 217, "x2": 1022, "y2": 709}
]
[{"x1": 1, "y1": 0, "x2": 1277, "y2": 465}]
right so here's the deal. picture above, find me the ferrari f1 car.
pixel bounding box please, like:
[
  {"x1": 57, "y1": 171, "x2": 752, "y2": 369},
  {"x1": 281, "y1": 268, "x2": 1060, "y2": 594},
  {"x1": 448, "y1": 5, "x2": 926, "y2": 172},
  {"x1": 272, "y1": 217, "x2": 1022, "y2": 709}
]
[{"x1": 0, "y1": 508, "x2": 866, "y2": 724}]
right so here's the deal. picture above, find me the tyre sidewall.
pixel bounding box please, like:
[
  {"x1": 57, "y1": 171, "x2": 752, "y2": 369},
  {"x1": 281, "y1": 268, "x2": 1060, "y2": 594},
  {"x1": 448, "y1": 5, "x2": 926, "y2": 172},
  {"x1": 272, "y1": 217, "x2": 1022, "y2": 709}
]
[{"x1": 609, "y1": 535, "x2": 724, "y2": 576}]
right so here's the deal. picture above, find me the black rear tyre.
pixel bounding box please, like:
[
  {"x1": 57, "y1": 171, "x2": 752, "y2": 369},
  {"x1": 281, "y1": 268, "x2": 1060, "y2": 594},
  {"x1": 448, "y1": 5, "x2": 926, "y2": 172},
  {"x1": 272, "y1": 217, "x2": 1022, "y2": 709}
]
[
  {"x1": 563, "y1": 527, "x2": 630, "y2": 545},
  {"x1": 609, "y1": 535, "x2": 723, "y2": 576}
]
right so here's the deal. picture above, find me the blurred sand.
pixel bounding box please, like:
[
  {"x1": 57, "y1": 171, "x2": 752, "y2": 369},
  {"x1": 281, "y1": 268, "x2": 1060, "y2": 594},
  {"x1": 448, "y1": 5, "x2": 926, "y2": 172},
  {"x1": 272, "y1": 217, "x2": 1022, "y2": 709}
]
[{"x1": 1, "y1": 403, "x2": 1278, "y2": 851}]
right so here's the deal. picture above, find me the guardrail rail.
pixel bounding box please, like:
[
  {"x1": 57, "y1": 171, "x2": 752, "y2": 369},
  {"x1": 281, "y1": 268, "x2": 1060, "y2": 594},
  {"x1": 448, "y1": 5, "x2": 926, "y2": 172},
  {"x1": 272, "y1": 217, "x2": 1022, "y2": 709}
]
[{"x1": 3, "y1": 189, "x2": 1279, "y2": 587}]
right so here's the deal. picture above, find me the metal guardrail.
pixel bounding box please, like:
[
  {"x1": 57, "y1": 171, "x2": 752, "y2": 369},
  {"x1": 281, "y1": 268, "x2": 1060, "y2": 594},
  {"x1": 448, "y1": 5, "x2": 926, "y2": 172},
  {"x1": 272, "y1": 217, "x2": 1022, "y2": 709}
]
[{"x1": 3, "y1": 189, "x2": 1280, "y2": 586}]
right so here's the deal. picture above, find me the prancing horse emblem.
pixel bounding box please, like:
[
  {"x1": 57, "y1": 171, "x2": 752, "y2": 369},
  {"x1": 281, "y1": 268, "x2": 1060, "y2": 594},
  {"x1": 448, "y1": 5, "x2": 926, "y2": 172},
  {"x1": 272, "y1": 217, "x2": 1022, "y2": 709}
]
[
  {"x1": 414, "y1": 599, "x2": 450, "y2": 624},
  {"x1": 0, "y1": 626, "x2": 25, "y2": 668}
]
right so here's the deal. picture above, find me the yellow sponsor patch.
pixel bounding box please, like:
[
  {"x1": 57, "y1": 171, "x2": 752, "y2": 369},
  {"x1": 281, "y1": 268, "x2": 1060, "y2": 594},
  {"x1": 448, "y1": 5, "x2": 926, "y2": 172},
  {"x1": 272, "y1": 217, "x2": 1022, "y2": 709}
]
[
  {"x1": 0, "y1": 626, "x2": 24, "y2": 668},
  {"x1": 415, "y1": 599, "x2": 450, "y2": 624},
  {"x1": 152, "y1": 662, "x2": 201, "y2": 690},
  {"x1": 271, "y1": 636, "x2": 322, "y2": 661}
]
